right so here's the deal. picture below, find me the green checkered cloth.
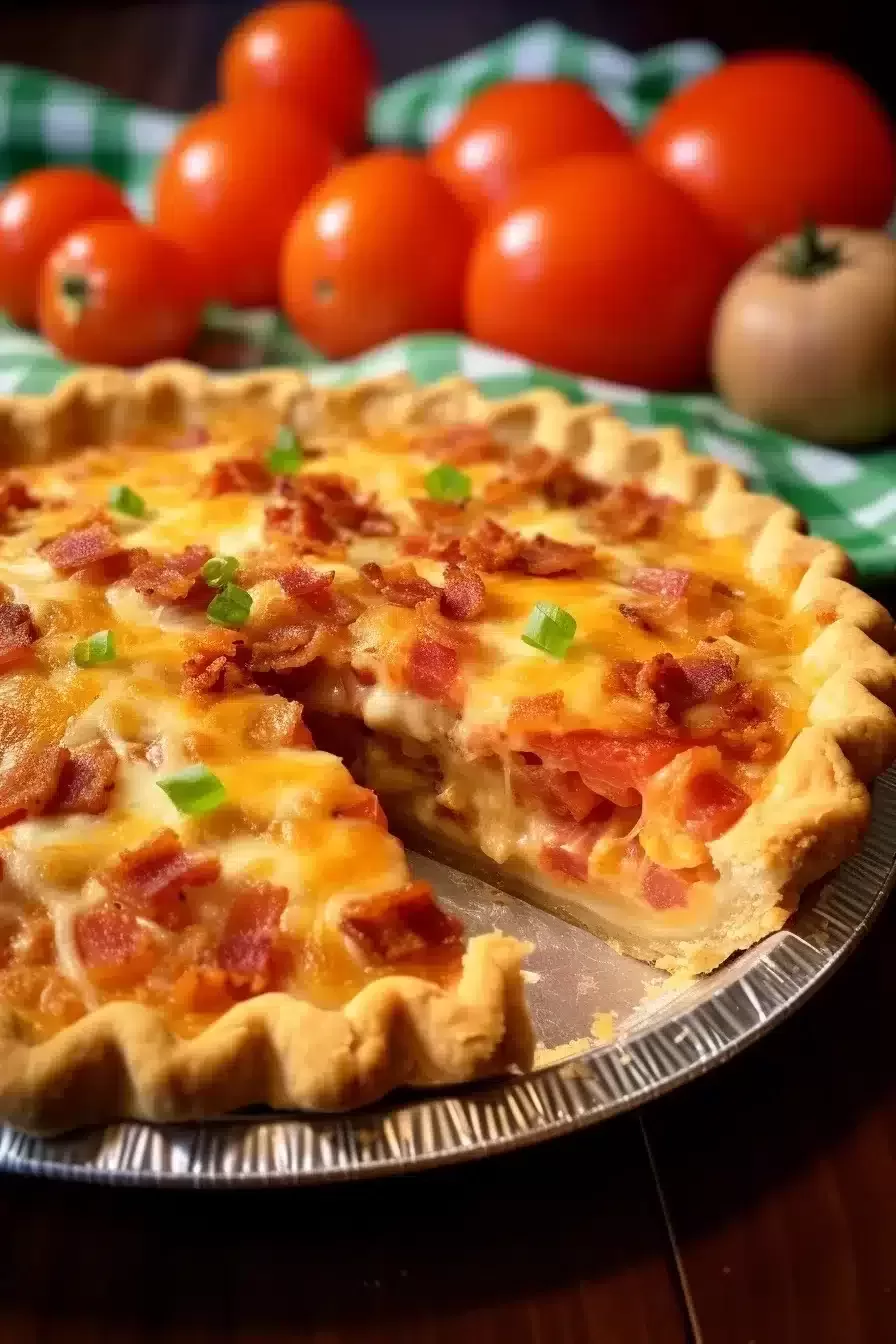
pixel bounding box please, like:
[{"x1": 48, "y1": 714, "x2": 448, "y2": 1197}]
[{"x1": 2, "y1": 24, "x2": 896, "y2": 582}]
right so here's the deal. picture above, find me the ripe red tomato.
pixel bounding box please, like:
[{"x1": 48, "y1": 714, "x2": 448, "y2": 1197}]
[
  {"x1": 0, "y1": 168, "x2": 132, "y2": 329},
  {"x1": 465, "y1": 153, "x2": 734, "y2": 390},
  {"x1": 219, "y1": 0, "x2": 375, "y2": 151},
  {"x1": 428, "y1": 79, "x2": 630, "y2": 222},
  {"x1": 38, "y1": 220, "x2": 204, "y2": 366},
  {"x1": 640, "y1": 53, "x2": 896, "y2": 263},
  {"x1": 280, "y1": 151, "x2": 472, "y2": 358},
  {"x1": 153, "y1": 95, "x2": 335, "y2": 308}
]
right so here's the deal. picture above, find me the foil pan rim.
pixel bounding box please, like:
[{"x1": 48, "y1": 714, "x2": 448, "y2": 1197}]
[{"x1": 3, "y1": 770, "x2": 895, "y2": 1187}]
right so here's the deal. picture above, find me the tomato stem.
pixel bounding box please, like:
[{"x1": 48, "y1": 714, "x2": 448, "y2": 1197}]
[
  {"x1": 59, "y1": 272, "x2": 90, "y2": 324},
  {"x1": 778, "y1": 220, "x2": 841, "y2": 280}
]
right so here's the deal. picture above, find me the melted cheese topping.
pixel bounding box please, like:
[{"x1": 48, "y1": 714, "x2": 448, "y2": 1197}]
[{"x1": 0, "y1": 405, "x2": 817, "y2": 1034}]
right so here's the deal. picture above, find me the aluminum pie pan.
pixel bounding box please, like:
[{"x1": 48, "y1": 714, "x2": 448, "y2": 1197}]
[{"x1": 2, "y1": 767, "x2": 894, "y2": 1187}]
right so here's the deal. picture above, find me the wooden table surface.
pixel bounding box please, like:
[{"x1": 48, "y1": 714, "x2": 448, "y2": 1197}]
[{"x1": 2, "y1": 4, "x2": 895, "y2": 1341}]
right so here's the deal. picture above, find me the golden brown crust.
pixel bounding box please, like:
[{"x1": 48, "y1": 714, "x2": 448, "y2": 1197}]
[{"x1": 3, "y1": 361, "x2": 895, "y2": 1128}]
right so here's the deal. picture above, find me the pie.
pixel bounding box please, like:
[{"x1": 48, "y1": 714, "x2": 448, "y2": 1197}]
[{"x1": 1, "y1": 363, "x2": 894, "y2": 1134}]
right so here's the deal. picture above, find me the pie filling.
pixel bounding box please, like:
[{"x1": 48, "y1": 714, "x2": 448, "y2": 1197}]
[{"x1": 0, "y1": 405, "x2": 828, "y2": 1044}]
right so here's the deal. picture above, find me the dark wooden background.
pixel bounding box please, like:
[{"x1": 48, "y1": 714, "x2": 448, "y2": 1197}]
[{"x1": 1, "y1": 5, "x2": 895, "y2": 1341}]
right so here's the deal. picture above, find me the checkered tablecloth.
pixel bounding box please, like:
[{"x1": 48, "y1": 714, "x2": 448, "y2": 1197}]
[{"x1": 2, "y1": 22, "x2": 895, "y2": 581}]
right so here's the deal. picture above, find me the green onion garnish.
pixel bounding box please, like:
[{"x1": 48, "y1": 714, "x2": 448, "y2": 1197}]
[
  {"x1": 521, "y1": 602, "x2": 577, "y2": 659},
  {"x1": 425, "y1": 463, "x2": 472, "y2": 503},
  {"x1": 201, "y1": 554, "x2": 239, "y2": 589},
  {"x1": 266, "y1": 426, "x2": 303, "y2": 475},
  {"x1": 157, "y1": 764, "x2": 227, "y2": 816},
  {"x1": 108, "y1": 484, "x2": 146, "y2": 518},
  {"x1": 73, "y1": 629, "x2": 116, "y2": 668},
  {"x1": 206, "y1": 582, "x2": 252, "y2": 628}
]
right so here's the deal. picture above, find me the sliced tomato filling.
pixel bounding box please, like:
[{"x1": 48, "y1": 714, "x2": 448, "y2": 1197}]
[
  {"x1": 529, "y1": 731, "x2": 685, "y2": 807},
  {"x1": 641, "y1": 863, "x2": 691, "y2": 910},
  {"x1": 540, "y1": 812, "x2": 614, "y2": 883},
  {"x1": 679, "y1": 769, "x2": 750, "y2": 841}
]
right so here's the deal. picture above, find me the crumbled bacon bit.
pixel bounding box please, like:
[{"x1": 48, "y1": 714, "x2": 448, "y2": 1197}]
[
  {"x1": 461, "y1": 517, "x2": 594, "y2": 576},
  {"x1": 130, "y1": 544, "x2": 213, "y2": 606},
  {"x1": 584, "y1": 482, "x2": 677, "y2": 542},
  {"x1": 484, "y1": 447, "x2": 602, "y2": 508},
  {"x1": 248, "y1": 695, "x2": 314, "y2": 748},
  {"x1": 630, "y1": 567, "x2": 692, "y2": 603},
  {"x1": 361, "y1": 561, "x2": 439, "y2": 608},
  {"x1": 0, "y1": 745, "x2": 69, "y2": 828},
  {"x1": 40, "y1": 521, "x2": 124, "y2": 576},
  {"x1": 249, "y1": 622, "x2": 329, "y2": 674},
  {"x1": 0, "y1": 476, "x2": 40, "y2": 529},
  {"x1": 405, "y1": 638, "x2": 459, "y2": 702},
  {"x1": 0, "y1": 601, "x2": 38, "y2": 669},
  {"x1": 182, "y1": 628, "x2": 252, "y2": 694},
  {"x1": 339, "y1": 881, "x2": 463, "y2": 963},
  {"x1": 99, "y1": 829, "x2": 221, "y2": 926},
  {"x1": 50, "y1": 740, "x2": 118, "y2": 815},
  {"x1": 411, "y1": 497, "x2": 466, "y2": 529},
  {"x1": 618, "y1": 603, "x2": 655, "y2": 633},
  {"x1": 198, "y1": 457, "x2": 273, "y2": 497},
  {"x1": 440, "y1": 563, "x2": 486, "y2": 622},
  {"x1": 413, "y1": 424, "x2": 506, "y2": 466},
  {"x1": 217, "y1": 881, "x2": 289, "y2": 977},
  {"x1": 277, "y1": 565, "x2": 362, "y2": 626},
  {"x1": 264, "y1": 472, "x2": 395, "y2": 547}
]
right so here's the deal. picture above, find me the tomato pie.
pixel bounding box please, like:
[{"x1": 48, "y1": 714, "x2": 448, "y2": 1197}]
[{"x1": 1, "y1": 363, "x2": 893, "y2": 1133}]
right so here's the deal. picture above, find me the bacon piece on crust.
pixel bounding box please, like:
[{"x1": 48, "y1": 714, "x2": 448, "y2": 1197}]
[
  {"x1": 339, "y1": 880, "x2": 463, "y2": 964},
  {"x1": 584, "y1": 482, "x2": 677, "y2": 542},
  {"x1": 198, "y1": 457, "x2": 273, "y2": 497},
  {"x1": 51, "y1": 740, "x2": 118, "y2": 815},
  {"x1": 413, "y1": 424, "x2": 506, "y2": 466},
  {"x1": 609, "y1": 652, "x2": 738, "y2": 727},
  {"x1": 41, "y1": 521, "x2": 124, "y2": 576},
  {"x1": 0, "y1": 601, "x2": 38, "y2": 670},
  {"x1": 217, "y1": 881, "x2": 289, "y2": 977},
  {"x1": 182, "y1": 628, "x2": 252, "y2": 694},
  {"x1": 0, "y1": 745, "x2": 69, "y2": 828},
  {"x1": 99, "y1": 828, "x2": 221, "y2": 927},
  {"x1": 249, "y1": 622, "x2": 328, "y2": 674},
  {"x1": 361, "y1": 561, "x2": 439, "y2": 608},
  {"x1": 630, "y1": 566, "x2": 692, "y2": 603},
  {"x1": 518, "y1": 532, "x2": 594, "y2": 577},
  {"x1": 405, "y1": 638, "x2": 459, "y2": 702},
  {"x1": 130, "y1": 544, "x2": 213, "y2": 606},
  {"x1": 440, "y1": 563, "x2": 486, "y2": 621}
]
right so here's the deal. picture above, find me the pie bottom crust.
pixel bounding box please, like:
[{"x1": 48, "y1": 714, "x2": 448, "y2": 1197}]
[
  {"x1": 0, "y1": 934, "x2": 532, "y2": 1134},
  {"x1": 1, "y1": 361, "x2": 895, "y2": 1132}
]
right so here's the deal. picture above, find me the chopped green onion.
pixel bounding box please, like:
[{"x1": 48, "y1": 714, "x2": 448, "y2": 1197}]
[
  {"x1": 73, "y1": 629, "x2": 116, "y2": 668},
  {"x1": 201, "y1": 554, "x2": 239, "y2": 589},
  {"x1": 206, "y1": 582, "x2": 252, "y2": 628},
  {"x1": 266, "y1": 426, "x2": 303, "y2": 475},
  {"x1": 521, "y1": 602, "x2": 577, "y2": 659},
  {"x1": 157, "y1": 764, "x2": 227, "y2": 816},
  {"x1": 425, "y1": 463, "x2": 472, "y2": 503},
  {"x1": 108, "y1": 484, "x2": 146, "y2": 518}
]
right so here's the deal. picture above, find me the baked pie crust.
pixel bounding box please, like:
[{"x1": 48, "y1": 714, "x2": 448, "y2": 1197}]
[{"x1": 1, "y1": 361, "x2": 894, "y2": 1134}]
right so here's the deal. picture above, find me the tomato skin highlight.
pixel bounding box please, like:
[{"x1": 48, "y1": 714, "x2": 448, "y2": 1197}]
[
  {"x1": 38, "y1": 219, "x2": 203, "y2": 366},
  {"x1": 640, "y1": 53, "x2": 896, "y2": 264},
  {"x1": 280, "y1": 151, "x2": 473, "y2": 358},
  {"x1": 153, "y1": 95, "x2": 336, "y2": 308},
  {"x1": 219, "y1": 0, "x2": 376, "y2": 151},
  {"x1": 0, "y1": 168, "x2": 132, "y2": 329},
  {"x1": 466, "y1": 152, "x2": 735, "y2": 389},
  {"x1": 428, "y1": 79, "x2": 630, "y2": 223}
]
